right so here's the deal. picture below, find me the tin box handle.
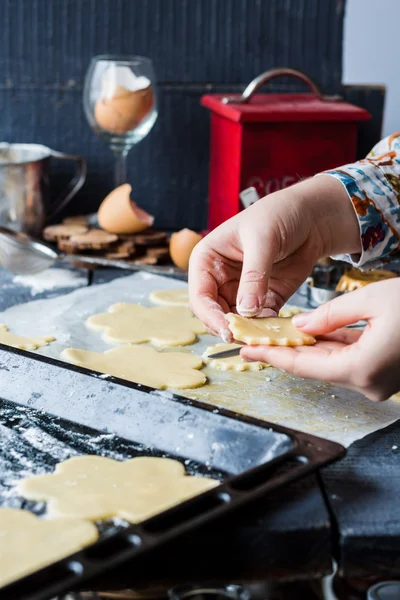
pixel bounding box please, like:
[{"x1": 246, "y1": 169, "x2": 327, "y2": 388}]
[{"x1": 222, "y1": 67, "x2": 341, "y2": 104}]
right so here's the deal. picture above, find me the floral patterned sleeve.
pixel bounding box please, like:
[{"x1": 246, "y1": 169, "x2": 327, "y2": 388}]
[{"x1": 323, "y1": 132, "x2": 400, "y2": 269}]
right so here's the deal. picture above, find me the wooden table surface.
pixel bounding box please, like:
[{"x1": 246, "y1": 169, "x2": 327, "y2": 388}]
[{"x1": 0, "y1": 265, "x2": 399, "y2": 585}]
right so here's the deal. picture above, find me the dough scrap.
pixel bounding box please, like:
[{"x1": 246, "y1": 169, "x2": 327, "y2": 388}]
[
  {"x1": 202, "y1": 343, "x2": 269, "y2": 372},
  {"x1": 17, "y1": 456, "x2": 219, "y2": 523},
  {"x1": 0, "y1": 325, "x2": 55, "y2": 350},
  {"x1": 226, "y1": 314, "x2": 316, "y2": 346},
  {"x1": 0, "y1": 508, "x2": 98, "y2": 589},
  {"x1": 149, "y1": 289, "x2": 189, "y2": 307},
  {"x1": 87, "y1": 303, "x2": 206, "y2": 347},
  {"x1": 61, "y1": 345, "x2": 206, "y2": 389}
]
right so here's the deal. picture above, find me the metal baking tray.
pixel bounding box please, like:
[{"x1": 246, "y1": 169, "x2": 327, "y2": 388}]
[{"x1": 0, "y1": 346, "x2": 345, "y2": 600}]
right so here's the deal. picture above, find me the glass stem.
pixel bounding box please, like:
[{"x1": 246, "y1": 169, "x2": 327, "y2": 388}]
[{"x1": 113, "y1": 148, "x2": 129, "y2": 187}]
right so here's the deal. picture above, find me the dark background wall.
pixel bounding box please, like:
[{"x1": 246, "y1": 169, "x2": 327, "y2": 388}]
[{"x1": 0, "y1": 0, "x2": 381, "y2": 230}]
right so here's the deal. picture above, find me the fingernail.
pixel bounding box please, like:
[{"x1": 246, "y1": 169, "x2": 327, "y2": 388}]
[
  {"x1": 238, "y1": 295, "x2": 261, "y2": 316},
  {"x1": 220, "y1": 329, "x2": 231, "y2": 343},
  {"x1": 292, "y1": 313, "x2": 310, "y2": 328},
  {"x1": 238, "y1": 294, "x2": 260, "y2": 309}
]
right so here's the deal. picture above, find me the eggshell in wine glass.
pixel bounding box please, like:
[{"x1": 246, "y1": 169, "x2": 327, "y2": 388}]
[
  {"x1": 94, "y1": 86, "x2": 154, "y2": 134},
  {"x1": 98, "y1": 184, "x2": 154, "y2": 234},
  {"x1": 101, "y1": 65, "x2": 150, "y2": 99}
]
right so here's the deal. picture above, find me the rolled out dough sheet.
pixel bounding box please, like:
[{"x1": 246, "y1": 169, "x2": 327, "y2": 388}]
[
  {"x1": 226, "y1": 314, "x2": 315, "y2": 346},
  {"x1": 0, "y1": 324, "x2": 55, "y2": 351},
  {"x1": 87, "y1": 302, "x2": 206, "y2": 347},
  {"x1": 0, "y1": 508, "x2": 98, "y2": 589},
  {"x1": 61, "y1": 345, "x2": 207, "y2": 389},
  {"x1": 17, "y1": 455, "x2": 219, "y2": 523},
  {"x1": 203, "y1": 343, "x2": 269, "y2": 372},
  {"x1": 2, "y1": 270, "x2": 400, "y2": 448},
  {"x1": 149, "y1": 289, "x2": 189, "y2": 307}
]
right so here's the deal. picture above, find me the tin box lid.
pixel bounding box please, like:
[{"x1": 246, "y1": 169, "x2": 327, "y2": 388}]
[{"x1": 201, "y1": 93, "x2": 371, "y2": 123}]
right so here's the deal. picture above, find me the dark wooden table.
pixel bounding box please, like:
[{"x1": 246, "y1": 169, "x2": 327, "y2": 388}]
[{"x1": 1, "y1": 265, "x2": 399, "y2": 587}]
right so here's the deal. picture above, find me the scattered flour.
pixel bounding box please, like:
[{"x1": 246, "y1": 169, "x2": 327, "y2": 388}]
[{"x1": 13, "y1": 268, "x2": 87, "y2": 296}]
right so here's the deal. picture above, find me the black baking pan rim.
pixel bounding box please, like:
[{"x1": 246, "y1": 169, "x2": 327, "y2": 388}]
[
  {"x1": 0, "y1": 343, "x2": 346, "y2": 600},
  {"x1": 0, "y1": 430, "x2": 345, "y2": 600}
]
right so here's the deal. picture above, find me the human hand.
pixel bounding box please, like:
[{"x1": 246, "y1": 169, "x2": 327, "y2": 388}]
[
  {"x1": 241, "y1": 279, "x2": 400, "y2": 401},
  {"x1": 188, "y1": 176, "x2": 361, "y2": 341}
]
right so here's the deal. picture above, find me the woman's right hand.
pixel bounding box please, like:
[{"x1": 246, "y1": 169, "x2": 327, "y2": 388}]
[{"x1": 189, "y1": 175, "x2": 361, "y2": 341}]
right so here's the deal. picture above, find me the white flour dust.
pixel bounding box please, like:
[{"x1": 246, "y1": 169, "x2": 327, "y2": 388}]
[{"x1": 13, "y1": 268, "x2": 86, "y2": 296}]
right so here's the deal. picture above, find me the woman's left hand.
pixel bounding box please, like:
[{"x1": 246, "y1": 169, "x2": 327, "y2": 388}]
[{"x1": 241, "y1": 279, "x2": 400, "y2": 401}]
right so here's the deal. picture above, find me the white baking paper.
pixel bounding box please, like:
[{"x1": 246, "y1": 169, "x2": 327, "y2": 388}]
[{"x1": 1, "y1": 271, "x2": 399, "y2": 448}]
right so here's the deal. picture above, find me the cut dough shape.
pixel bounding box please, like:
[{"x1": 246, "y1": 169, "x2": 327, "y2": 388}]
[
  {"x1": 0, "y1": 508, "x2": 98, "y2": 589},
  {"x1": 149, "y1": 289, "x2": 189, "y2": 307},
  {"x1": 226, "y1": 314, "x2": 316, "y2": 346},
  {"x1": 61, "y1": 345, "x2": 206, "y2": 389},
  {"x1": 0, "y1": 325, "x2": 55, "y2": 350},
  {"x1": 202, "y1": 343, "x2": 269, "y2": 372},
  {"x1": 17, "y1": 456, "x2": 219, "y2": 523},
  {"x1": 278, "y1": 305, "x2": 304, "y2": 318},
  {"x1": 86, "y1": 303, "x2": 206, "y2": 347}
]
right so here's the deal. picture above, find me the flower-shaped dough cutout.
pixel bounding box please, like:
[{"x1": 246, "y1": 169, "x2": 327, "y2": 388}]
[
  {"x1": 17, "y1": 456, "x2": 219, "y2": 523},
  {"x1": 202, "y1": 343, "x2": 269, "y2": 372},
  {"x1": 86, "y1": 303, "x2": 206, "y2": 347},
  {"x1": 61, "y1": 345, "x2": 206, "y2": 389},
  {"x1": 226, "y1": 314, "x2": 316, "y2": 346},
  {"x1": 0, "y1": 508, "x2": 97, "y2": 588},
  {"x1": 0, "y1": 324, "x2": 55, "y2": 350},
  {"x1": 149, "y1": 289, "x2": 189, "y2": 307}
]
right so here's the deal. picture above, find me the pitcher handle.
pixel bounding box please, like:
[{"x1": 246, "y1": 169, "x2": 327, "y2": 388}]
[{"x1": 47, "y1": 151, "x2": 87, "y2": 221}]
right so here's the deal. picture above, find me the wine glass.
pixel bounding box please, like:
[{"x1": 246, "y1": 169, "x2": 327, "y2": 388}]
[{"x1": 83, "y1": 55, "x2": 158, "y2": 187}]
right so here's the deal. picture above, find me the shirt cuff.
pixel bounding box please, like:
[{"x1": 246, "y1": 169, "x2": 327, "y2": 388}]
[{"x1": 318, "y1": 167, "x2": 399, "y2": 270}]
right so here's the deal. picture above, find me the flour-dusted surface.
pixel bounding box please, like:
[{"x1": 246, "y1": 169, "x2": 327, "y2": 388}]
[
  {"x1": 12, "y1": 268, "x2": 87, "y2": 296},
  {"x1": 0, "y1": 264, "x2": 89, "y2": 312},
  {"x1": 1, "y1": 271, "x2": 400, "y2": 448}
]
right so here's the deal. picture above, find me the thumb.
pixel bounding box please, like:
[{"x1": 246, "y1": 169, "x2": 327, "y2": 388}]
[
  {"x1": 236, "y1": 237, "x2": 275, "y2": 317},
  {"x1": 292, "y1": 286, "x2": 373, "y2": 334}
]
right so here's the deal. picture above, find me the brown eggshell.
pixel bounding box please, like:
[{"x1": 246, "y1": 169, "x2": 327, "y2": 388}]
[
  {"x1": 169, "y1": 228, "x2": 203, "y2": 270},
  {"x1": 94, "y1": 86, "x2": 154, "y2": 134},
  {"x1": 98, "y1": 184, "x2": 154, "y2": 234}
]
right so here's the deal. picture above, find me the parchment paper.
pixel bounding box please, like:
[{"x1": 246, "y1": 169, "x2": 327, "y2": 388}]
[{"x1": 1, "y1": 271, "x2": 400, "y2": 448}]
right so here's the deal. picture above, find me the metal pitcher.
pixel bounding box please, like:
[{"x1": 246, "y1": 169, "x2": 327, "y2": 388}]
[{"x1": 0, "y1": 143, "x2": 86, "y2": 237}]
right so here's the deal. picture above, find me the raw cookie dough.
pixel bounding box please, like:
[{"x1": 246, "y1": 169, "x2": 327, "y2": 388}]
[
  {"x1": 203, "y1": 343, "x2": 269, "y2": 372},
  {"x1": 0, "y1": 325, "x2": 55, "y2": 350},
  {"x1": 87, "y1": 303, "x2": 205, "y2": 347},
  {"x1": 61, "y1": 345, "x2": 206, "y2": 389},
  {"x1": 279, "y1": 305, "x2": 304, "y2": 318},
  {"x1": 0, "y1": 508, "x2": 98, "y2": 589},
  {"x1": 17, "y1": 456, "x2": 219, "y2": 523},
  {"x1": 149, "y1": 289, "x2": 189, "y2": 307},
  {"x1": 390, "y1": 391, "x2": 400, "y2": 403},
  {"x1": 226, "y1": 314, "x2": 316, "y2": 346}
]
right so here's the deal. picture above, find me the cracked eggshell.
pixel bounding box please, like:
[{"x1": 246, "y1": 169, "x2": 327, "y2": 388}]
[
  {"x1": 169, "y1": 228, "x2": 203, "y2": 270},
  {"x1": 98, "y1": 184, "x2": 154, "y2": 234},
  {"x1": 94, "y1": 86, "x2": 154, "y2": 135}
]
